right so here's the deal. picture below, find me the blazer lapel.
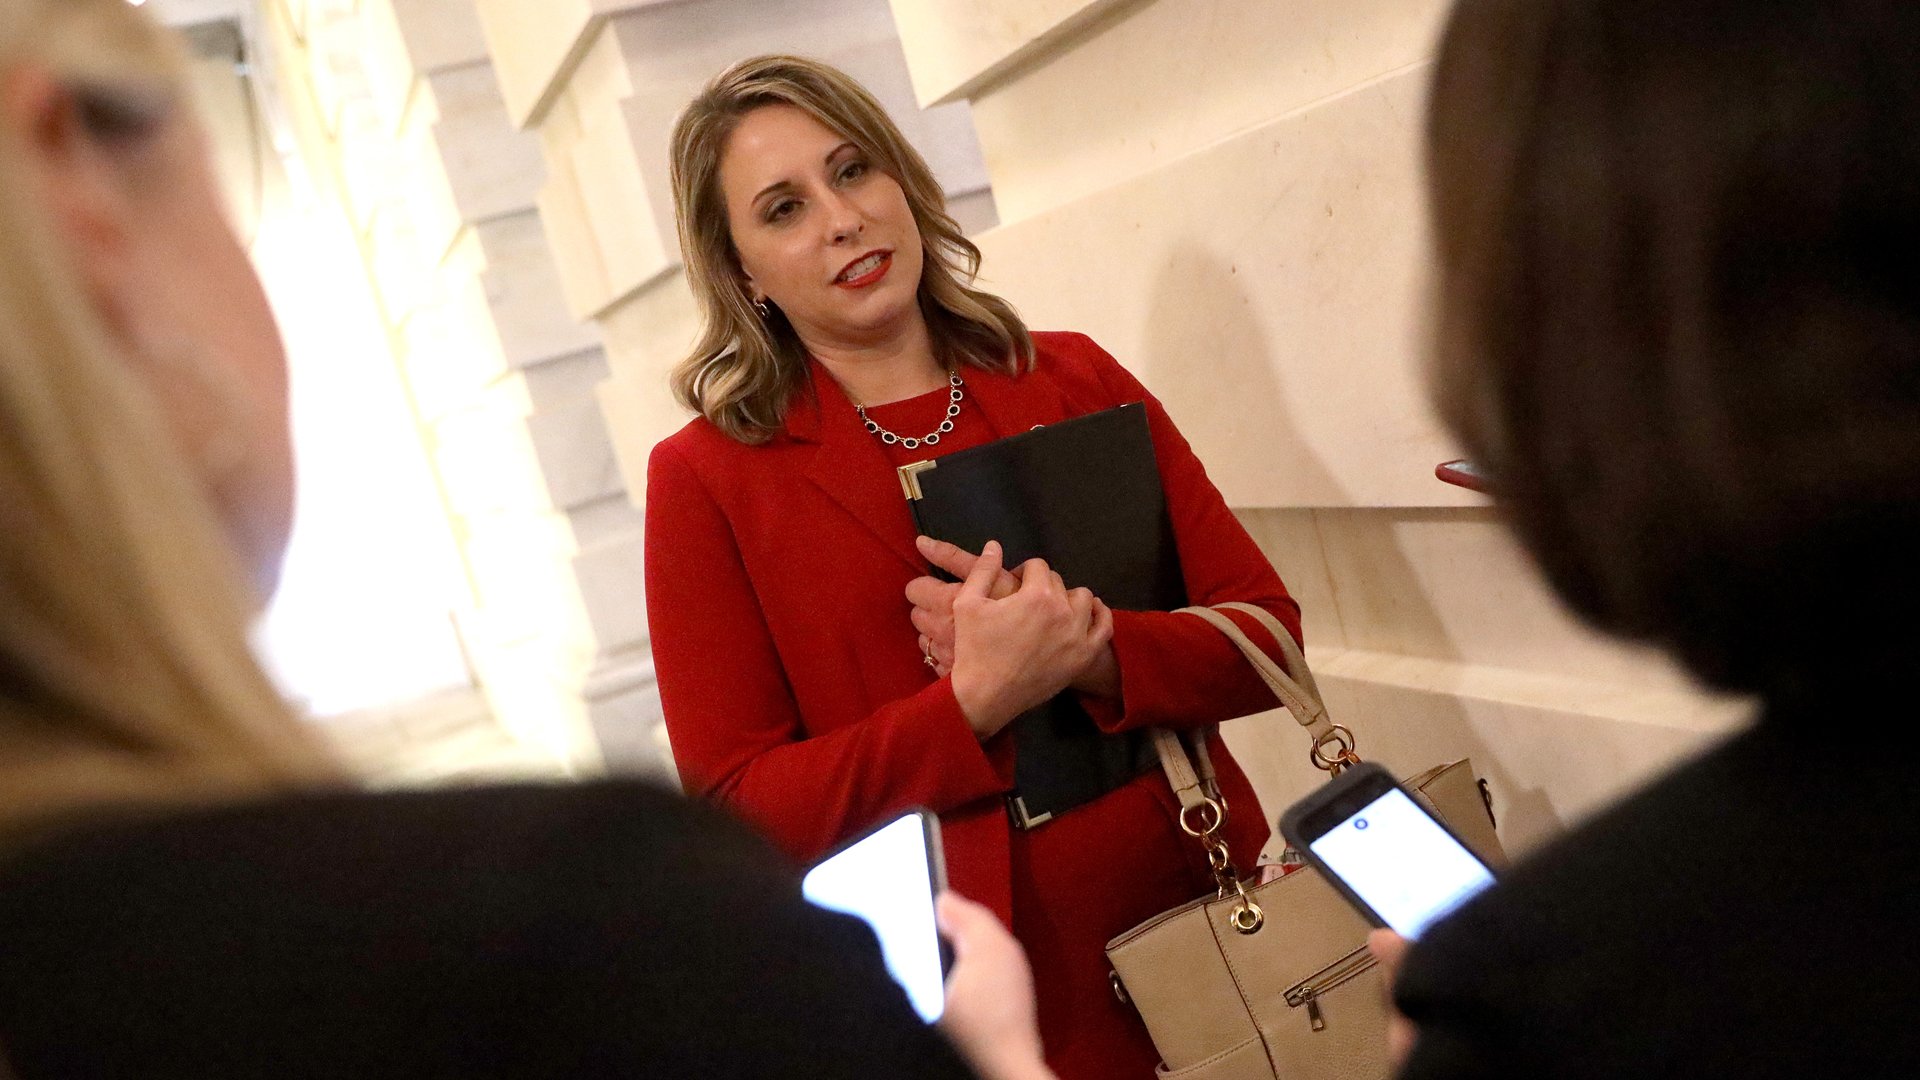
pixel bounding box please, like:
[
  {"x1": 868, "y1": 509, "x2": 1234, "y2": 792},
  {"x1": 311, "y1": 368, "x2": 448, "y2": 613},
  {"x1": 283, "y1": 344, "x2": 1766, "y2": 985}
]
[{"x1": 792, "y1": 363, "x2": 927, "y2": 574}]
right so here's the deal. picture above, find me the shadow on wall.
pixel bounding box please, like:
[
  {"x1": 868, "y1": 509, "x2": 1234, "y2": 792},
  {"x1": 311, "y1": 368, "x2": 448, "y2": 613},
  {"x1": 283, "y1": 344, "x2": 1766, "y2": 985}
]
[{"x1": 1130, "y1": 241, "x2": 1561, "y2": 855}]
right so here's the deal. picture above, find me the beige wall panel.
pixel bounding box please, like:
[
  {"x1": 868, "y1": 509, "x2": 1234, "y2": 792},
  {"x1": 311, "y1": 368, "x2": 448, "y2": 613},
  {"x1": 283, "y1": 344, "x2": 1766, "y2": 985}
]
[
  {"x1": 364, "y1": 202, "x2": 431, "y2": 315},
  {"x1": 399, "y1": 289, "x2": 507, "y2": 419},
  {"x1": 473, "y1": 0, "x2": 596, "y2": 127},
  {"x1": 1221, "y1": 650, "x2": 1750, "y2": 859},
  {"x1": 1227, "y1": 505, "x2": 1740, "y2": 853},
  {"x1": 360, "y1": 0, "x2": 422, "y2": 132},
  {"x1": 601, "y1": 371, "x2": 697, "y2": 512},
  {"x1": 885, "y1": 0, "x2": 1143, "y2": 107},
  {"x1": 596, "y1": 272, "x2": 701, "y2": 383},
  {"x1": 1302, "y1": 508, "x2": 1726, "y2": 694},
  {"x1": 360, "y1": 0, "x2": 493, "y2": 133},
  {"x1": 593, "y1": 276, "x2": 702, "y2": 502},
  {"x1": 566, "y1": 17, "x2": 640, "y2": 119},
  {"x1": 1233, "y1": 508, "x2": 1347, "y2": 649},
  {"x1": 597, "y1": 6, "x2": 990, "y2": 192},
  {"x1": 359, "y1": 0, "x2": 491, "y2": 133},
  {"x1": 388, "y1": 0, "x2": 493, "y2": 80},
  {"x1": 521, "y1": 347, "x2": 615, "y2": 413},
  {"x1": 968, "y1": 0, "x2": 1449, "y2": 224},
  {"x1": 422, "y1": 64, "x2": 546, "y2": 228},
  {"x1": 536, "y1": 169, "x2": 614, "y2": 317},
  {"x1": 431, "y1": 403, "x2": 549, "y2": 517},
  {"x1": 573, "y1": 534, "x2": 653, "y2": 651},
  {"x1": 405, "y1": 243, "x2": 601, "y2": 424},
  {"x1": 278, "y1": 0, "x2": 315, "y2": 42},
  {"x1": 465, "y1": 213, "x2": 603, "y2": 367},
  {"x1": 949, "y1": 187, "x2": 1000, "y2": 236},
  {"x1": 301, "y1": 10, "x2": 368, "y2": 140},
  {"x1": 598, "y1": 0, "x2": 904, "y2": 94},
  {"x1": 460, "y1": 513, "x2": 595, "y2": 644},
  {"x1": 473, "y1": 0, "x2": 674, "y2": 127},
  {"x1": 336, "y1": 123, "x2": 407, "y2": 229},
  {"x1": 566, "y1": 493, "x2": 649, "y2": 547},
  {"x1": 584, "y1": 666, "x2": 672, "y2": 777},
  {"x1": 538, "y1": 80, "x2": 591, "y2": 163},
  {"x1": 430, "y1": 395, "x2": 624, "y2": 518},
  {"x1": 527, "y1": 399, "x2": 629, "y2": 509},
  {"x1": 462, "y1": 632, "x2": 601, "y2": 766},
  {"x1": 567, "y1": 98, "x2": 677, "y2": 309},
  {"x1": 976, "y1": 68, "x2": 1464, "y2": 509},
  {"x1": 399, "y1": 109, "x2": 468, "y2": 267}
]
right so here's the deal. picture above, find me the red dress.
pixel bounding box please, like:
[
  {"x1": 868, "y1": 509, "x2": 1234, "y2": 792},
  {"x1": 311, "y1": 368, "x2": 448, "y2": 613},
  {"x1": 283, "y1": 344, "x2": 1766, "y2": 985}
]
[{"x1": 645, "y1": 332, "x2": 1303, "y2": 1079}]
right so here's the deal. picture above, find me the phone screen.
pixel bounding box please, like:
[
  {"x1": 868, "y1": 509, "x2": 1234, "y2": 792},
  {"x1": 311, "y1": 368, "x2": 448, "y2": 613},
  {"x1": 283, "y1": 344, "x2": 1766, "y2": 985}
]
[
  {"x1": 1308, "y1": 787, "x2": 1496, "y2": 939},
  {"x1": 802, "y1": 813, "x2": 946, "y2": 1022}
]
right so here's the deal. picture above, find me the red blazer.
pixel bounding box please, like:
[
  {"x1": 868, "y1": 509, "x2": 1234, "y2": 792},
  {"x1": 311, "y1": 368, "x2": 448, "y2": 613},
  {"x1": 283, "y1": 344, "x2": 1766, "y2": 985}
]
[{"x1": 644, "y1": 332, "x2": 1302, "y2": 924}]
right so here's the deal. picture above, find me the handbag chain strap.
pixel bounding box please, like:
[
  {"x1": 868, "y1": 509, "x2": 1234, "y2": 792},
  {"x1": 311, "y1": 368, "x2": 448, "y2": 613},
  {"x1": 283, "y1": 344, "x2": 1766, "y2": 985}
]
[{"x1": 1148, "y1": 604, "x2": 1362, "y2": 935}]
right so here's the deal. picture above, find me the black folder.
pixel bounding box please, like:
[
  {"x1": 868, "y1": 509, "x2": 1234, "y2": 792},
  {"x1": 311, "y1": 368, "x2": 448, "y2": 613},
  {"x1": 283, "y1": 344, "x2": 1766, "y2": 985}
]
[{"x1": 898, "y1": 403, "x2": 1187, "y2": 827}]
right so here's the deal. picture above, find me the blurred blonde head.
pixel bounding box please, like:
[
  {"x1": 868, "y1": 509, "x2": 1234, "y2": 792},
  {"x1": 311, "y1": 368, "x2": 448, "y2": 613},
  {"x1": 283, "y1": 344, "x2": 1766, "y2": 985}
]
[
  {"x1": 668, "y1": 55, "x2": 1032, "y2": 444},
  {"x1": 0, "y1": 0, "x2": 336, "y2": 848}
]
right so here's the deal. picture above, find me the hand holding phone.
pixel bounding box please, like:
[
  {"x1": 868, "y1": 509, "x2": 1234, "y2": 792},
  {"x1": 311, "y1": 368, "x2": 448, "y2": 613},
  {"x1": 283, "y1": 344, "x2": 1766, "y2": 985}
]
[
  {"x1": 802, "y1": 810, "x2": 950, "y2": 1022},
  {"x1": 1279, "y1": 763, "x2": 1496, "y2": 940}
]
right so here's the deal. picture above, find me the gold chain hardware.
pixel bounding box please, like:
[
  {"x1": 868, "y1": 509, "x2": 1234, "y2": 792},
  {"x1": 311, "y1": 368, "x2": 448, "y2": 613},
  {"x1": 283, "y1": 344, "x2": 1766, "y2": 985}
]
[
  {"x1": 1180, "y1": 794, "x2": 1264, "y2": 933},
  {"x1": 1178, "y1": 797, "x2": 1225, "y2": 838},
  {"x1": 1227, "y1": 878, "x2": 1265, "y2": 934},
  {"x1": 1309, "y1": 724, "x2": 1363, "y2": 774}
]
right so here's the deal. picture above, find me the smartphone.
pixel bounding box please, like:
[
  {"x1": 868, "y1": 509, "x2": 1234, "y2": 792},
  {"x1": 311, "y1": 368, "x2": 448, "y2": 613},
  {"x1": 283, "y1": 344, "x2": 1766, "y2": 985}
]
[
  {"x1": 801, "y1": 810, "x2": 950, "y2": 1022},
  {"x1": 1435, "y1": 459, "x2": 1493, "y2": 494},
  {"x1": 1279, "y1": 762, "x2": 1497, "y2": 940}
]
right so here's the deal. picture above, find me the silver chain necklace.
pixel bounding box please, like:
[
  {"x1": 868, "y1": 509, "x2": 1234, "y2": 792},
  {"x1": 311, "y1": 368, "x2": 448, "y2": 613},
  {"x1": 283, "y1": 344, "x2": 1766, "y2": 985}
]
[{"x1": 856, "y1": 371, "x2": 965, "y2": 450}]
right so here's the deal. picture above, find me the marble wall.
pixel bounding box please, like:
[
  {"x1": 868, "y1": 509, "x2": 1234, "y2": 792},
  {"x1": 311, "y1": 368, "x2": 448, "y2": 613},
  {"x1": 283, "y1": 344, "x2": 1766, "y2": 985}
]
[
  {"x1": 268, "y1": 0, "x2": 662, "y2": 772},
  {"x1": 885, "y1": 0, "x2": 1751, "y2": 853}
]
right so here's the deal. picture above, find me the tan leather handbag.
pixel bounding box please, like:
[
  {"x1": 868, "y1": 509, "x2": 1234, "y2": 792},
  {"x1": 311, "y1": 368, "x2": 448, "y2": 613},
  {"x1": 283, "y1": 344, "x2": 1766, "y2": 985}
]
[{"x1": 1104, "y1": 603, "x2": 1507, "y2": 1080}]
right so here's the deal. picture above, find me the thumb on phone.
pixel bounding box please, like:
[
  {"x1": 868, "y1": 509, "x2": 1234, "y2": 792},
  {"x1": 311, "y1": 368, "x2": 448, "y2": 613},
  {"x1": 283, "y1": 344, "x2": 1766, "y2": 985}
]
[
  {"x1": 1367, "y1": 929, "x2": 1418, "y2": 1069},
  {"x1": 937, "y1": 893, "x2": 1047, "y2": 1079}
]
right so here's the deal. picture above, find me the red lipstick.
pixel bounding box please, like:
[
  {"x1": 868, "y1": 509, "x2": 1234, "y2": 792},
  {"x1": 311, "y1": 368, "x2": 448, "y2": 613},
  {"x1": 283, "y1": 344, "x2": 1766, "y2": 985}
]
[{"x1": 835, "y1": 249, "x2": 892, "y2": 289}]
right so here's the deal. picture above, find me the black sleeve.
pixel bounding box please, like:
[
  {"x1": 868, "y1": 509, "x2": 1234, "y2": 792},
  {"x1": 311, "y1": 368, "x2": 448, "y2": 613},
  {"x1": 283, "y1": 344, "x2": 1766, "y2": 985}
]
[
  {"x1": 513, "y1": 784, "x2": 978, "y2": 1079},
  {"x1": 1397, "y1": 1025, "x2": 1513, "y2": 1080},
  {"x1": 0, "y1": 782, "x2": 978, "y2": 1080}
]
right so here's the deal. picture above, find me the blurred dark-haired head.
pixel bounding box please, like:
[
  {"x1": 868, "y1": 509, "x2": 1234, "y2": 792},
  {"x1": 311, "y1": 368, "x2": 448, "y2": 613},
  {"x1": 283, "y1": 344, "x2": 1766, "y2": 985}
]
[{"x1": 1427, "y1": 0, "x2": 1920, "y2": 697}]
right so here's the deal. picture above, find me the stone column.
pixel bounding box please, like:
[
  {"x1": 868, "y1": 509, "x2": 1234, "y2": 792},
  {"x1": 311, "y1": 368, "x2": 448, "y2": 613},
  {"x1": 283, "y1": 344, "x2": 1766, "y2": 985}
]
[
  {"x1": 269, "y1": 0, "x2": 663, "y2": 774},
  {"x1": 885, "y1": 0, "x2": 1748, "y2": 852},
  {"x1": 469, "y1": 0, "x2": 995, "y2": 773}
]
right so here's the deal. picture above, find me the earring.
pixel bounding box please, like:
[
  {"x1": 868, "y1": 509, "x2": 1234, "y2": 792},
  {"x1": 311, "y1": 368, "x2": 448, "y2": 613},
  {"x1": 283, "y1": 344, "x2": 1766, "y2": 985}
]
[{"x1": 752, "y1": 297, "x2": 771, "y2": 319}]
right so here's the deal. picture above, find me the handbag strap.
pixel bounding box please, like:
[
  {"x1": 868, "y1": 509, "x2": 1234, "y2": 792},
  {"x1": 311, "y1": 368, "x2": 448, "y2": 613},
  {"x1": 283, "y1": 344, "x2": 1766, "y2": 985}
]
[
  {"x1": 1148, "y1": 603, "x2": 1346, "y2": 815},
  {"x1": 1175, "y1": 604, "x2": 1332, "y2": 741},
  {"x1": 1149, "y1": 729, "x2": 1214, "y2": 812}
]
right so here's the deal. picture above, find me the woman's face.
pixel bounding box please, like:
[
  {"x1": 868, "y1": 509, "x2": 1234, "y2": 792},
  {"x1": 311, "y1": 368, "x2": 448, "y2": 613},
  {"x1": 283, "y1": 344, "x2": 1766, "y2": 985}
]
[
  {"x1": 717, "y1": 103, "x2": 926, "y2": 353},
  {"x1": 153, "y1": 116, "x2": 295, "y2": 595},
  {"x1": 15, "y1": 76, "x2": 294, "y2": 593}
]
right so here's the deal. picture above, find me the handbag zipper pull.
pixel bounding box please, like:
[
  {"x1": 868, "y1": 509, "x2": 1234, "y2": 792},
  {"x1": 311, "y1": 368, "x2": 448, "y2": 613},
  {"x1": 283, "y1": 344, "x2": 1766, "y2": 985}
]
[{"x1": 1304, "y1": 992, "x2": 1326, "y2": 1032}]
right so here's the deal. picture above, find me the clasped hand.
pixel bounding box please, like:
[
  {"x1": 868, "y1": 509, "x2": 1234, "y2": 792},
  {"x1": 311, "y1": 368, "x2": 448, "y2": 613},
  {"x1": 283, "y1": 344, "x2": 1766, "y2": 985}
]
[{"x1": 907, "y1": 536, "x2": 1117, "y2": 740}]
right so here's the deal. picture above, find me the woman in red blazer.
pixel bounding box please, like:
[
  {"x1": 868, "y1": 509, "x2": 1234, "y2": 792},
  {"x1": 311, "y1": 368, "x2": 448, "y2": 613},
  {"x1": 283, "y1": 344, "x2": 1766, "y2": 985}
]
[{"x1": 647, "y1": 56, "x2": 1302, "y2": 1079}]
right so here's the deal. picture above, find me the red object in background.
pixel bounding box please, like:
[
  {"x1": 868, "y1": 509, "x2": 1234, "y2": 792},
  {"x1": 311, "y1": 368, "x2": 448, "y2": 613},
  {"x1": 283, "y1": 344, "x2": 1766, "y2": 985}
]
[{"x1": 1437, "y1": 459, "x2": 1494, "y2": 494}]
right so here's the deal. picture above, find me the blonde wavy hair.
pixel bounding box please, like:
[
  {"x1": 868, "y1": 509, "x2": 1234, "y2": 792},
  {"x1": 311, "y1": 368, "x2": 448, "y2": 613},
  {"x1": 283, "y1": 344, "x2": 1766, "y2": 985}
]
[
  {"x1": 0, "y1": 0, "x2": 337, "y2": 851},
  {"x1": 668, "y1": 55, "x2": 1033, "y2": 444}
]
